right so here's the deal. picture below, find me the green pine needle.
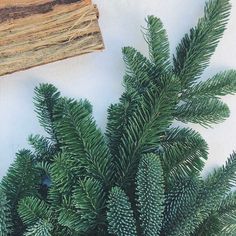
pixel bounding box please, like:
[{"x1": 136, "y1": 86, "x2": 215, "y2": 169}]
[
  {"x1": 183, "y1": 70, "x2": 236, "y2": 99},
  {"x1": 170, "y1": 152, "x2": 236, "y2": 235},
  {"x1": 175, "y1": 97, "x2": 230, "y2": 126},
  {"x1": 145, "y1": 15, "x2": 171, "y2": 73},
  {"x1": 34, "y1": 84, "x2": 61, "y2": 144},
  {"x1": 0, "y1": 188, "x2": 12, "y2": 236},
  {"x1": 24, "y1": 220, "x2": 53, "y2": 236},
  {"x1": 136, "y1": 153, "x2": 165, "y2": 236},
  {"x1": 49, "y1": 153, "x2": 78, "y2": 195},
  {"x1": 162, "y1": 177, "x2": 200, "y2": 235},
  {"x1": 54, "y1": 98, "x2": 112, "y2": 185},
  {"x1": 18, "y1": 197, "x2": 52, "y2": 226},
  {"x1": 107, "y1": 187, "x2": 137, "y2": 236},
  {"x1": 173, "y1": 0, "x2": 231, "y2": 87},
  {"x1": 116, "y1": 76, "x2": 179, "y2": 188},
  {"x1": 72, "y1": 178, "x2": 106, "y2": 229},
  {"x1": 160, "y1": 127, "x2": 208, "y2": 181}
]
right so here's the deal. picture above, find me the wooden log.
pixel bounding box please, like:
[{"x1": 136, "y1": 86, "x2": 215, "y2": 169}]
[{"x1": 0, "y1": 0, "x2": 104, "y2": 76}]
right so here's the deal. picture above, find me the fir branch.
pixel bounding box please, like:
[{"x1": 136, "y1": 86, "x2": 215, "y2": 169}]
[
  {"x1": 1, "y1": 150, "x2": 40, "y2": 236},
  {"x1": 57, "y1": 198, "x2": 95, "y2": 233},
  {"x1": 170, "y1": 152, "x2": 236, "y2": 236},
  {"x1": 18, "y1": 197, "x2": 52, "y2": 226},
  {"x1": 0, "y1": 188, "x2": 12, "y2": 236},
  {"x1": 106, "y1": 15, "x2": 171, "y2": 163},
  {"x1": 24, "y1": 220, "x2": 53, "y2": 236},
  {"x1": 107, "y1": 187, "x2": 137, "y2": 236},
  {"x1": 28, "y1": 134, "x2": 57, "y2": 162},
  {"x1": 106, "y1": 92, "x2": 139, "y2": 161},
  {"x1": 136, "y1": 153, "x2": 165, "y2": 236},
  {"x1": 122, "y1": 46, "x2": 151, "y2": 92},
  {"x1": 106, "y1": 47, "x2": 154, "y2": 167},
  {"x1": 219, "y1": 210, "x2": 236, "y2": 235},
  {"x1": 204, "y1": 152, "x2": 236, "y2": 194},
  {"x1": 195, "y1": 192, "x2": 236, "y2": 236},
  {"x1": 47, "y1": 186, "x2": 63, "y2": 210},
  {"x1": 175, "y1": 97, "x2": 230, "y2": 126},
  {"x1": 193, "y1": 214, "x2": 222, "y2": 236},
  {"x1": 183, "y1": 70, "x2": 236, "y2": 99},
  {"x1": 1, "y1": 150, "x2": 40, "y2": 202},
  {"x1": 145, "y1": 15, "x2": 171, "y2": 73},
  {"x1": 34, "y1": 84, "x2": 61, "y2": 145},
  {"x1": 72, "y1": 178, "x2": 106, "y2": 229},
  {"x1": 160, "y1": 127, "x2": 208, "y2": 182},
  {"x1": 54, "y1": 98, "x2": 112, "y2": 186},
  {"x1": 162, "y1": 177, "x2": 200, "y2": 235},
  {"x1": 173, "y1": 0, "x2": 231, "y2": 87},
  {"x1": 219, "y1": 192, "x2": 236, "y2": 215},
  {"x1": 2, "y1": 0, "x2": 236, "y2": 234},
  {"x1": 50, "y1": 153, "x2": 78, "y2": 195},
  {"x1": 116, "y1": 76, "x2": 179, "y2": 188},
  {"x1": 52, "y1": 225, "x2": 80, "y2": 236}
]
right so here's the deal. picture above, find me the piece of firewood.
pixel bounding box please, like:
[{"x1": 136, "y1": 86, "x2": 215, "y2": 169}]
[{"x1": 0, "y1": 0, "x2": 104, "y2": 76}]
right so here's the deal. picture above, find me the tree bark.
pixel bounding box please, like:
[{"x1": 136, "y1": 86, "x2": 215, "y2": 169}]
[{"x1": 0, "y1": 0, "x2": 104, "y2": 76}]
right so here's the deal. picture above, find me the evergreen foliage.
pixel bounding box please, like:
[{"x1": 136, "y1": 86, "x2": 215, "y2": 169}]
[
  {"x1": 173, "y1": 0, "x2": 231, "y2": 87},
  {"x1": 136, "y1": 154, "x2": 164, "y2": 236},
  {"x1": 1, "y1": 150, "x2": 40, "y2": 235},
  {"x1": 1, "y1": 0, "x2": 236, "y2": 235},
  {"x1": 24, "y1": 220, "x2": 53, "y2": 236},
  {"x1": 107, "y1": 187, "x2": 137, "y2": 236},
  {"x1": 0, "y1": 188, "x2": 12, "y2": 236}
]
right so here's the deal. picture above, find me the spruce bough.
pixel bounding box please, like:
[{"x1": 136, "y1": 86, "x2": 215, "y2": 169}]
[{"x1": 1, "y1": 0, "x2": 236, "y2": 235}]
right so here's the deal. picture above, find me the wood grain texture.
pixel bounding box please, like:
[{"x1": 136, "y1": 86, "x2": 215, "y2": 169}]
[{"x1": 0, "y1": 0, "x2": 104, "y2": 76}]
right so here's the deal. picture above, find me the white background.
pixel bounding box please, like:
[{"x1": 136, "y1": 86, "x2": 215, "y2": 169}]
[{"x1": 1, "y1": 0, "x2": 236, "y2": 178}]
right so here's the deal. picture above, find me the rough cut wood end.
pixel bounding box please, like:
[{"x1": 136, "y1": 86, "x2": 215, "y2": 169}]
[{"x1": 0, "y1": 0, "x2": 104, "y2": 77}]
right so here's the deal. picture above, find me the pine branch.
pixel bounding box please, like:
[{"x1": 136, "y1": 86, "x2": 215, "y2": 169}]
[
  {"x1": 34, "y1": 84, "x2": 61, "y2": 145},
  {"x1": 57, "y1": 197, "x2": 96, "y2": 233},
  {"x1": 175, "y1": 97, "x2": 230, "y2": 126},
  {"x1": 54, "y1": 98, "x2": 112, "y2": 186},
  {"x1": 18, "y1": 197, "x2": 52, "y2": 227},
  {"x1": 52, "y1": 225, "x2": 80, "y2": 236},
  {"x1": 106, "y1": 42, "x2": 170, "y2": 174},
  {"x1": 72, "y1": 178, "x2": 106, "y2": 230},
  {"x1": 160, "y1": 127, "x2": 208, "y2": 182},
  {"x1": 0, "y1": 188, "x2": 12, "y2": 236},
  {"x1": 193, "y1": 215, "x2": 221, "y2": 236},
  {"x1": 162, "y1": 177, "x2": 200, "y2": 235},
  {"x1": 183, "y1": 70, "x2": 236, "y2": 99},
  {"x1": 173, "y1": 0, "x2": 231, "y2": 87},
  {"x1": 116, "y1": 76, "x2": 179, "y2": 188},
  {"x1": 28, "y1": 134, "x2": 57, "y2": 162},
  {"x1": 106, "y1": 92, "x2": 139, "y2": 162},
  {"x1": 1, "y1": 150, "x2": 40, "y2": 236},
  {"x1": 122, "y1": 46, "x2": 152, "y2": 92},
  {"x1": 219, "y1": 211, "x2": 236, "y2": 235},
  {"x1": 195, "y1": 192, "x2": 236, "y2": 236},
  {"x1": 145, "y1": 15, "x2": 171, "y2": 73},
  {"x1": 170, "y1": 152, "x2": 236, "y2": 236},
  {"x1": 219, "y1": 192, "x2": 236, "y2": 215},
  {"x1": 107, "y1": 187, "x2": 137, "y2": 236},
  {"x1": 49, "y1": 153, "x2": 78, "y2": 196},
  {"x1": 1, "y1": 150, "x2": 40, "y2": 202},
  {"x1": 136, "y1": 153, "x2": 164, "y2": 236},
  {"x1": 24, "y1": 220, "x2": 53, "y2": 236}
]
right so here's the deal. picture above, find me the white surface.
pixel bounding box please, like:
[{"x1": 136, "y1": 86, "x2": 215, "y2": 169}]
[{"x1": 1, "y1": 0, "x2": 236, "y2": 178}]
